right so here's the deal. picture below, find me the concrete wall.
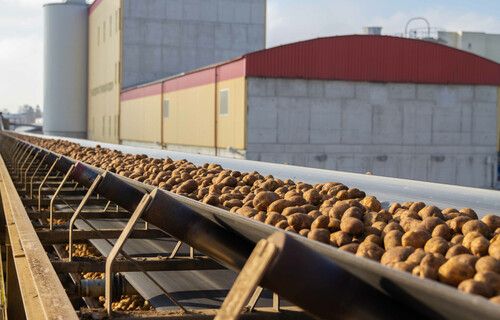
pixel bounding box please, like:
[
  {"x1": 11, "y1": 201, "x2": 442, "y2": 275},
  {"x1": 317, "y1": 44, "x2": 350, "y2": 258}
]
[
  {"x1": 88, "y1": 0, "x2": 121, "y2": 143},
  {"x1": 246, "y1": 78, "x2": 499, "y2": 188},
  {"x1": 121, "y1": 0, "x2": 265, "y2": 88}
]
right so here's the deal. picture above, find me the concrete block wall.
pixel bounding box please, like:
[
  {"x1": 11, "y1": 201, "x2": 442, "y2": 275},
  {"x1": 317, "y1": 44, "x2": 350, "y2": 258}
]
[
  {"x1": 246, "y1": 78, "x2": 499, "y2": 188},
  {"x1": 122, "y1": 0, "x2": 265, "y2": 88}
]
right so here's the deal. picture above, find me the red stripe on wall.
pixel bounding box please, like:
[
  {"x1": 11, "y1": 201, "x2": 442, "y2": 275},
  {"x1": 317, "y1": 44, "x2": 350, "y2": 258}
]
[
  {"x1": 162, "y1": 69, "x2": 215, "y2": 93},
  {"x1": 88, "y1": 0, "x2": 104, "y2": 15},
  {"x1": 218, "y1": 59, "x2": 246, "y2": 82},
  {"x1": 121, "y1": 83, "x2": 162, "y2": 101}
]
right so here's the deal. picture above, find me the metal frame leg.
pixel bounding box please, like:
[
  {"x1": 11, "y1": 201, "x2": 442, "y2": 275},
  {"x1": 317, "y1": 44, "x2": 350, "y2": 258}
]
[
  {"x1": 68, "y1": 174, "x2": 103, "y2": 261},
  {"x1": 215, "y1": 239, "x2": 278, "y2": 320},
  {"x1": 30, "y1": 154, "x2": 47, "y2": 199},
  {"x1": 105, "y1": 193, "x2": 152, "y2": 316},
  {"x1": 49, "y1": 165, "x2": 75, "y2": 231},
  {"x1": 18, "y1": 148, "x2": 34, "y2": 181},
  {"x1": 38, "y1": 157, "x2": 61, "y2": 211},
  {"x1": 23, "y1": 150, "x2": 41, "y2": 190}
]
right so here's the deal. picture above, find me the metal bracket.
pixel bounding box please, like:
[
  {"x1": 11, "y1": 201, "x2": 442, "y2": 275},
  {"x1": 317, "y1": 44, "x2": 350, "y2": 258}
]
[
  {"x1": 215, "y1": 239, "x2": 278, "y2": 320},
  {"x1": 68, "y1": 174, "x2": 104, "y2": 261},
  {"x1": 105, "y1": 193, "x2": 152, "y2": 316},
  {"x1": 38, "y1": 156, "x2": 61, "y2": 211},
  {"x1": 246, "y1": 286, "x2": 280, "y2": 312},
  {"x1": 14, "y1": 145, "x2": 29, "y2": 176},
  {"x1": 49, "y1": 165, "x2": 75, "y2": 230},
  {"x1": 30, "y1": 154, "x2": 47, "y2": 199},
  {"x1": 23, "y1": 150, "x2": 41, "y2": 190},
  {"x1": 18, "y1": 148, "x2": 34, "y2": 181}
]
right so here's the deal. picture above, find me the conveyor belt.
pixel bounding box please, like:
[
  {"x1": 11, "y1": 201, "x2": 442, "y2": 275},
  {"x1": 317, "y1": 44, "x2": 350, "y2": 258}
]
[{"x1": 2, "y1": 131, "x2": 500, "y2": 319}]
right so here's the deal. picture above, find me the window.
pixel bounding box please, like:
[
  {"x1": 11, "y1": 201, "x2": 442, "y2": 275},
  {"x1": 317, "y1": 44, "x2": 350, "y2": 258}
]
[
  {"x1": 114, "y1": 115, "x2": 118, "y2": 137},
  {"x1": 92, "y1": 117, "x2": 95, "y2": 136},
  {"x1": 102, "y1": 117, "x2": 105, "y2": 136},
  {"x1": 219, "y1": 89, "x2": 229, "y2": 116},
  {"x1": 108, "y1": 116, "x2": 111, "y2": 136},
  {"x1": 163, "y1": 99, "x2": 170, "y2": 118},
  {"x1": 97, "y1": 26, "x2": 100, "y2": 45},
  {"x1": 114, "y1": 63, "x2": 117, "y2": 84},
  {"x1": 115, "y1": 10, "x2": 118, "y2": 33},
  {"x1": 109, "y1": 16, "x2": 112, "y2": 37},
  {"x1": 103, "y1": 22, "x2": 106, "y2": 42}
]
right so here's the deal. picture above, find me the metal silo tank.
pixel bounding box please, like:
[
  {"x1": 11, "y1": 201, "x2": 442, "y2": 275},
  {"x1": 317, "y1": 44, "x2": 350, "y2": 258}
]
[{"x1": 43, "y1": 0, "x2": 88, "y2": 138}]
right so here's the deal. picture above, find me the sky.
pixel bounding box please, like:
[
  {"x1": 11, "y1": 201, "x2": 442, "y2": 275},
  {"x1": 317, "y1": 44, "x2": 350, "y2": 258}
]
[{"x1": 1, "y1": 0, "x2": 500, "y2": 113}]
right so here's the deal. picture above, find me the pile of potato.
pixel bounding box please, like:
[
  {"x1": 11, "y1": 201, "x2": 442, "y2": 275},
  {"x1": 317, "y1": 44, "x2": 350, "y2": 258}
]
[{"x1": 14, "y1": 134, "x2": 500, "y2": 304}]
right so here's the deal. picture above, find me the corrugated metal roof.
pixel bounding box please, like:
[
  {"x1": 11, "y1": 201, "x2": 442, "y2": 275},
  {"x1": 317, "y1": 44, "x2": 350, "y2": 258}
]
[{"x1": 244, "y1": 35, "x2": 500, "y2": 85}]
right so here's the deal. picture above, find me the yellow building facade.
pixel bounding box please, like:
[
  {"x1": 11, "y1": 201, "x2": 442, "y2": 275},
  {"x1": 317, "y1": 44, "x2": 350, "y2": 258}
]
[{"x1": 87, "y1": 0, "x2": 121, "y2": 143}]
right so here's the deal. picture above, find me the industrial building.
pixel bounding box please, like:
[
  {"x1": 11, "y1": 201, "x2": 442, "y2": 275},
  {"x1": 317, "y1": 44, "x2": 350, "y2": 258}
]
[
  {"x1": 42, "y1": 0, "x2": 500, "y2": 188},
  {"x1": 438, "y1": 30, "x2": 500, "y2": 64},
  {"x1": 120, "y1": 35, "x2": 500, "y2": 188}
]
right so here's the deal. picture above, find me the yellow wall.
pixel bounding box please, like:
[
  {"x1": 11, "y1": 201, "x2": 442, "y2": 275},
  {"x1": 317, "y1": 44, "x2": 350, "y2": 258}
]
[
  {"x1": 121, "y1": 94, "x2": 162, "y2": 143},
  {"x1": 498, "y1": 87, "x2": 500, "y2": 152},
  {"x1": 216, "y1": 78, "x2": 247, "y2": 150},
  {"x1": 88, "y1": 0, "x2": 121, "y2": 143},
  {"x1": 161, "y1": 77, "x2": 246, "y2": 150}
]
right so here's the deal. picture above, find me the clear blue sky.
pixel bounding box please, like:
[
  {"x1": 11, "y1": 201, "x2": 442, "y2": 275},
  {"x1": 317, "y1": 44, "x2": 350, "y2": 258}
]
[{"x1": 1, "y1": 0, "x2": 499, "y2": 113}]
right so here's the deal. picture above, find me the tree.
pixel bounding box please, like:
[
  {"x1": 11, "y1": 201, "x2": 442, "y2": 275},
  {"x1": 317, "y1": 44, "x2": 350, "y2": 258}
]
[{"x1": 35, "y1": 105, "x2": 42, "y2": 118}]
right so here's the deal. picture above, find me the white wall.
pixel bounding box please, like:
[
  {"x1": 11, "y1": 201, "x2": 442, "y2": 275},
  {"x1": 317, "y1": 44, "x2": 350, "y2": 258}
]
[
  {"x1": 246, "y1": 78, "x2": 499, "y2": 188},
  {"x1": 121, "y1": 0, "x2": 266, "y2": 88},
  {"x1": 438, "y1": 31, "x2": 500, "y2": 64}
]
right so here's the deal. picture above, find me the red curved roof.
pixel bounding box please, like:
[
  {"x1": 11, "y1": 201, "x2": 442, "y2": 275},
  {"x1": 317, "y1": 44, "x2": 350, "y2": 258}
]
[{"x1": 244, "y1": 35, "x2": 500, "y2": 85}]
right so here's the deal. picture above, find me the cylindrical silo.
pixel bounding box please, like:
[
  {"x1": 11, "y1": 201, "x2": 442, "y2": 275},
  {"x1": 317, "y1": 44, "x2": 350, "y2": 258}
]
[{"x1": 43, "y1": 0, "x2": 88, "y2": 138}]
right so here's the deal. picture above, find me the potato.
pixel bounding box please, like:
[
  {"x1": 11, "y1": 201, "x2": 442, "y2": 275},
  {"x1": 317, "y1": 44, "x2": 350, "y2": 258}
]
[
  {"x1": 339, "y1": 243, "x2": 359, "y2": 254},
  {"x1": 409, "y1": 201, "x2": 426, "y2": 213},
  {"x1": 406, "y1": 248, "x2": 427, "y2": 266},
  {"x1": 253, "y1": 212, "x2": 267, "y2": 222},
  {"x1": 474, "y1": 272, "x2": 500, "y2": 291},
  {"x1": 360, "y1": 196, "x2": 381, "y2": 212},
  {"x1": 400, "y1": 217, "x2": 422, "y2": 233},
  {"x1": 489, "y1": 296, "x2": 500, "y2": 304},
  {"x1": 448, "y1": 216, "x2": 472, "y2": 234},
  {"x1": 384, "y1": 230, "x2": 403, "y2": 250},
  {"x1": 364, "y1": 226, "x2": 382, "y2": 237},
  {"x1": 418, "y1": 206, "x2": 444, "y2": 220},
  {"x1": 363, "y1": 212, "x2": 385, "y2": 227},
  {"x1": 458, "y1": 279, "x2": 494, "y2": 298},
  {"x1": 355, "y1": 242, "x2": 385, "y2": 262},
  {"x1": 390, "y1": 262, "x2": 413, "y2": 273},
  {"x1": 308, "y1": 210, "x2": 322, "y2": 220},
  {"x1": 287, "y1": 213, "x2": 314, "y2": 232},
  {"x1": 308, "y1": 228, "x2": 330, "y2": 244},
  {"x1": 420, "y1": 217, "x2": 445, "y2": 234},
  {"x1": 432, "y1": 224, "x2": 451, "y2": 240},
  {"x1": 448, "y1": 254, "x2": 479, "y2": 269},
  {"x1": 445, "y1": 245, "x2": 471, "y2": 259},
  {"x1": 363, "y1": 234, "x2": 383, "y2": 247},
  {"x1": 288, "y1": 196, "x2": 307, "y2": 206},
  {"x1": 311, "y1": 215, "x2": 329, "y2": 230},
  {"x1": 275, "y1": 220, "x2": 289, "y2": 229},
  {"x1": 382, "y1": 222, "x2": 404, "y2": 236},
  {"x1": 253, "y1": 191, "x2": 280, "y2": 211},
  {"x1": 331, "y1": 231, "x2": 352, "y2": 247},
  {"x1": 442, "y1": 208, "x2": 460, "y2": 221},
  {"x1": 285, "y1": 226, "x2": 297, "y2": 233},
  {"x1": 303, "y1": 188, "x2": 321, "y2": 205},
  {"x1": 459, "y1": 208, "x2": 478, "y2": 220},
  {"x1": 461, "y1": 220, "x2": 490, "y2": 238},
  {"x1": 462, "y1": 231, "x2": 483, "y2": 250},
  {"x1": 267, "y1": 199, "x2": 292, "y2": 213},
  {"x1": 424, "y1": 237, "x2": 450, "y2": 255},
  {"x1": 413, "y1": 264, "x2": 438, "y2": 280},
  {"x1": 299, "y1": 229, "x2": 310, "y2": 237},
  {"x1": 264, "y1": 212, "x2": 286, "y2": 226},
  {"x1": 203, "y1": 194, "x2": 220, "y2": 206},
  {"x1": 236, "y1": 206, "x2": 257, "y2": 217},
  {"x1": 489, "y1": 241, "x2": 500, "y2": 259},
  {"x1": 438, "y1": 260, "x2": 475, "y2": 286},
  {"x1": 388, "y1": 203, "x2": 401, "y2": 215},
  {"x1": 340, "y1": 217, "x2": 364, "y2": 236},
  {"x1": 475, "y1": 256, "x2": 500, "y2": 274},
  {"x1": 342, "y1": 207, "x2": 363, "y2": 220},
  {"x1": 402, "y1": 230, "x2": 431, "y2": 249},
  {"x1": 381, "y1": 246, "x2": 414, "y2": 266},
  {"x1": 327, "y1": 218, "x2": 341, "y2": 233},
  {"x1": 301, "y1": 204, "x2": 318, "y2": 213},
  {"x1": 328, "y1": 201, "x2": 351, "y2": 219},
  {"x1": 282, "y1": 206, "x2": 307, "y2": 217},
  {"x1": 482, "y1": 215, "x2": 500, "y2": 232},
  {"x1": 421, "y1": 253, "x2": 447, "y2": 271},
  {"x1": 450, "y1": 234, "x2": 464, "y2": 245},
  {"x1": 471, "y1": 236, "x2": 490, "y2": 257}
]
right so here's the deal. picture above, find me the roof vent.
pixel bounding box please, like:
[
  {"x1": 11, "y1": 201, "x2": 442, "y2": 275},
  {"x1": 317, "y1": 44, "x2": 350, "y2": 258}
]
[{"x1": 363, "y1": 26, "x2": 382, "y2": 35}]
